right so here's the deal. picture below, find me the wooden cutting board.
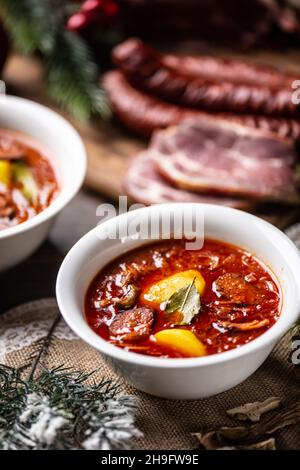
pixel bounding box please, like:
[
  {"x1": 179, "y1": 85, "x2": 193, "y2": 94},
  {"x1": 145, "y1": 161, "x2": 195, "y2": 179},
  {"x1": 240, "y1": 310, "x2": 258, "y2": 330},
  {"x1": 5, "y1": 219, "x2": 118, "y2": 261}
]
[{"x1": 3, "y1": 51, "x2": 300, "y2": 228}]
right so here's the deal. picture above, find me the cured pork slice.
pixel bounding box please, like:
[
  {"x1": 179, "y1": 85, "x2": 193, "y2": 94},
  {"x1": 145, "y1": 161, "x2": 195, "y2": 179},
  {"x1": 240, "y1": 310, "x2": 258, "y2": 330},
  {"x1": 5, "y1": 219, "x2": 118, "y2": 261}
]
[
  {"x1": 123, "y1": 152, "x2": 251, "y2": 209},
  {"x1": 151, "y1": 119, "x2": 299, "y2": 203}
]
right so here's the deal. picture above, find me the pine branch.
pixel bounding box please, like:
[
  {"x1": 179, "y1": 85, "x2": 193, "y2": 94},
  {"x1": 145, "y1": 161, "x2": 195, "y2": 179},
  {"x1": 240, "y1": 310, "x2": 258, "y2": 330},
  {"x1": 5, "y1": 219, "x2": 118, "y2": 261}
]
[
  {"x1": 0, "y1": 0, "x2": 110, "y2": 121},
  {"x1": 0, "y1": 0, "x2": 59, "y2": 54},
  {"x1": 0, "y1": 315, "x2": 141, "y2": 450},
  {"x1": 0, "y1": 364, "x2": 141, "y2": 450},
  {"x1": 46, "y1": 30, "x2": 111, "y2": 121},
  {"x1": 80, "y1": 395, "x2": 142, "y2": 450},
  {"x1": 28, "y1": 314, "x2": 61, "y2": 381}
]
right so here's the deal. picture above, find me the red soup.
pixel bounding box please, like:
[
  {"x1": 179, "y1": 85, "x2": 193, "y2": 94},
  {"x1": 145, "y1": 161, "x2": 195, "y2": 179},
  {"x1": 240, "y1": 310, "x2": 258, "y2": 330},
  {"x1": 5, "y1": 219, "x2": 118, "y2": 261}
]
[
  {"x1": 0, "y1": 130, "x2": 58, "y2": 231},
  {"x1": 85, "y1": 239, "x2": 281, "y2": 358}
]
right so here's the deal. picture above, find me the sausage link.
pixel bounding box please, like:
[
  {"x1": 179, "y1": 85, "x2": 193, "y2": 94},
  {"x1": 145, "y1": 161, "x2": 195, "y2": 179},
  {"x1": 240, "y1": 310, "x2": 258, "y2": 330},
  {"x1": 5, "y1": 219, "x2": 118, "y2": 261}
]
[
  {"x1": 109, "y1": 307, "x2": 155, "y2": 342},
  {"x1": 103, "y1": 71, "x2": 300, "y2": 141},
  {"x1": 214, "y1": 273, "x2": 263, "y2": 305},
  {"x1": 162, "y1": 54, "x2": 298, "y2": 89},
  {"x1": 112, "y1": 39, "x2": 299, "y2": 118}
]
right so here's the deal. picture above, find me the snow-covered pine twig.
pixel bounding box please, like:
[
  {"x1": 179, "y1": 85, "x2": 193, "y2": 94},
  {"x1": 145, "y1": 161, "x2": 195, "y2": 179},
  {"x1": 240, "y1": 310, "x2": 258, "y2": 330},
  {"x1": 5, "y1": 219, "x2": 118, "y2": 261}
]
[
  {"x1": 81, "y1": 396, "x2": 143, "y2": 450},
  {"x1": 0, "y1": 365, "x2": 142, "y2": 450},
  {"x1": 0, "y1": 316, "x2": 142, "y2": 450},
  {"x1": 0, "y1": 392, "x2": 72, "y2": 450}
]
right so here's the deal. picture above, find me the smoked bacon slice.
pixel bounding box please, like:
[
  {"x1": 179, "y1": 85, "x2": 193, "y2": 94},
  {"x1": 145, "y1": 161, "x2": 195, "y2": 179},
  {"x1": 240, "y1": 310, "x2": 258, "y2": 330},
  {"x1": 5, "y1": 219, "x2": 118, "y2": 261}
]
[{"x1": 150, "y1": 119, "x2": 299, "y2": 203}]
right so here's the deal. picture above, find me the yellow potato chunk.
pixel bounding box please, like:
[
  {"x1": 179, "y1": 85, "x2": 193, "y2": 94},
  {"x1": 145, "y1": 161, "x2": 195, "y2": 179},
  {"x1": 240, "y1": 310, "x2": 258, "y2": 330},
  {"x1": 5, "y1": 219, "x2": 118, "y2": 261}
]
[
  {"x1": 0, "y1": 160, "x2": 11, "y2": 187},
  {"x1": 142, "y1": 269, "x2": 205, "y2": 306},
  {"x1": 154, "y1": 329, "x2": 206, "y2": 357}
]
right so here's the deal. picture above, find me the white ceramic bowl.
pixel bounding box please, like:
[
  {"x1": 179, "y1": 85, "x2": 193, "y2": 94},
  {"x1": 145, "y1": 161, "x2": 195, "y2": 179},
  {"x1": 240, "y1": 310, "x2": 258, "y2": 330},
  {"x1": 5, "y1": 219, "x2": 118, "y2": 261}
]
[
  {"x1": 0, "y1": 95, "x2": 86, "y2": 271},
  {"x1": 56, "y1": 203, "x2": 300, "y2": 399}
]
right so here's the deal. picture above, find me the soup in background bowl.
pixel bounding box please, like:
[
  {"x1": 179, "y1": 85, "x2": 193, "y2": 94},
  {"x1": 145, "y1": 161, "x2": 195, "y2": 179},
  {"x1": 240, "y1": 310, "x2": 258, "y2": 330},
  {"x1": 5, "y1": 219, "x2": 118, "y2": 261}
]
[
  {"x1": 0, "y1": 95, "x2": 86, "y2": 271},
  {"x1": 0, "y1": 129, "x2": 59, "y2": 231}
]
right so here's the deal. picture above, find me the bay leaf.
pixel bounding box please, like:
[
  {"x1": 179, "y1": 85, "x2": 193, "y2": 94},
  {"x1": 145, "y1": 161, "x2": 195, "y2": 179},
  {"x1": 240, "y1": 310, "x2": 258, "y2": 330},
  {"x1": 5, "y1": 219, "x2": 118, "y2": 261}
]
[{"x1": 165, "y1": 277, "x2": 201, "y2": 325}]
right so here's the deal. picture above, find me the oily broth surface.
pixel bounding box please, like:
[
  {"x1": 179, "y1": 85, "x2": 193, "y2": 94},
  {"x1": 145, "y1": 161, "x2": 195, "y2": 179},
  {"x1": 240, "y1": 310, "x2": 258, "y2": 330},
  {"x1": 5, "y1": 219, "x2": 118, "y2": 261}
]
[
  {"x1": 0, "y1": 130, "x2": 58, "y2": 230},
  {"x1": 85, "y1": 239, "x2": 281, "y2": 358}
]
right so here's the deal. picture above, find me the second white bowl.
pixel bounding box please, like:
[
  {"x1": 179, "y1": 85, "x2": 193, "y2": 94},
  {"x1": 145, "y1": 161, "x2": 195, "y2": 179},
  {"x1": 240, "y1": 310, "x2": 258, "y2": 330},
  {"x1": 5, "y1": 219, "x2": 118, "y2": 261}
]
[{"x1": 0, "y1": 95, "x2": 86, "y2": 271}]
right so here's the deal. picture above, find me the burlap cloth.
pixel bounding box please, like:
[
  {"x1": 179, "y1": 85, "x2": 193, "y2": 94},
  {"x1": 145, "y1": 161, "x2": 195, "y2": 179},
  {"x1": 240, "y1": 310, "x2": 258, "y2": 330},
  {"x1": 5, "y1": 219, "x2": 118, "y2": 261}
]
[{"x1": 0, "y1": 298, "x2": 299, "y2": 450}]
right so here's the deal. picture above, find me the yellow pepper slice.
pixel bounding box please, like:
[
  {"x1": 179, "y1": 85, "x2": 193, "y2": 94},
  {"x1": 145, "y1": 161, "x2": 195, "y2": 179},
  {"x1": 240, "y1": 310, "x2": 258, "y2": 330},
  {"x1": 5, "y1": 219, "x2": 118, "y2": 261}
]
[
  {"x1": 0, "y1": 160, "x2": 11, "y2": 187},
  {"x1": 154, "y1": 329, "x2": 206, "y2": 357},
  {"x1": 142, "y1": 269, "x2": 205, "y2": 306},
  {"x1": 12, "y1": 162, "x2": 38, "y2": 205}
]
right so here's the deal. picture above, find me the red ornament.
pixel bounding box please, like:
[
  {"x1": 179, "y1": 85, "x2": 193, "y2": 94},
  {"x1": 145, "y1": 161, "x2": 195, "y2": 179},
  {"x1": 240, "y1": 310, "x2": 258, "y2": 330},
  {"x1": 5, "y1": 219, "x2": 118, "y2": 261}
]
[
  {"x1": 67, "y1": 0, "x2": 119, "y2": 32},
  {"x1": 103, "y1": 1, "x2": 118, "y2": 17},
  {"x1": 82, "y1": 0, "x2": 103, "y2": 14},
  {"x1": 67, "y1": 12, "x2": 88, "y2": 31}
]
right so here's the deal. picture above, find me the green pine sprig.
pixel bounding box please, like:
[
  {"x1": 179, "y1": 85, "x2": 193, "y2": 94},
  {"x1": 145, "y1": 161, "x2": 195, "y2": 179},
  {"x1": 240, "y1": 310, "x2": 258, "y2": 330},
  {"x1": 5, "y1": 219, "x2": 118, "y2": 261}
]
[
  {"x1": 46, "y1": 30, "x2": 111, "y2": 121},
  {"x1": 0, "y1": 0, "x2": 111, "y2": 121}
]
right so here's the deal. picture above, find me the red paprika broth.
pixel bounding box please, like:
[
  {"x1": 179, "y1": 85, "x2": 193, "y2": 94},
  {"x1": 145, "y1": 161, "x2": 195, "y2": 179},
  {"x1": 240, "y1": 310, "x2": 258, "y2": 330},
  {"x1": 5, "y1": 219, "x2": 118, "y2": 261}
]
[
  {"x1": 0, "y1": 130, "x2": 58, "y2": 231},
  {"x1": 85, "y1": 239, "x2": 281, "y2": 359}
]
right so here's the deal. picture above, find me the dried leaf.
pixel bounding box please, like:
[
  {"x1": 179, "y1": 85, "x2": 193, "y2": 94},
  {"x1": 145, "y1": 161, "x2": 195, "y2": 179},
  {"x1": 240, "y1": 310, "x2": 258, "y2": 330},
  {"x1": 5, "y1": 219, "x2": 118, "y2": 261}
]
[
  {"x1": 193, "y1": 431, "x2": 277, "y2": 450},
  {"x1": 165, "y1": 277, "x2": 200, "y2": 325},
  {"x1": 216, "y1": 438, "x2": 276, "y2": 450},
  {"x1": 240, "y1": 438, "x2": 276, "y2": 450},
  {"x1": 227, "y1": 397, "x2": 281, "y2": 422},
  {"x1": 192, "y1": 431, "x2": 220, "y2": 450},
  {"x1": 249, "y1": 400, "x2": 300, "y2": 437},
  {"x1": 193, "y1": 400, "x2": 300, "y2": 449}
]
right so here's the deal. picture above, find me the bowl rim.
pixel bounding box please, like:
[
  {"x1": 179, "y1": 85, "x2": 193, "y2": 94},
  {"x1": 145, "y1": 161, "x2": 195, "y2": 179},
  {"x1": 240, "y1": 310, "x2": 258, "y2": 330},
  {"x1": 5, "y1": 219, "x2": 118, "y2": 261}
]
[
  {"x1": 56, "y1": 203, "x2": 300, "y2": 369},
  {"x1": 0, "y1": 95, "x2": 87, "y2": 240}
]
